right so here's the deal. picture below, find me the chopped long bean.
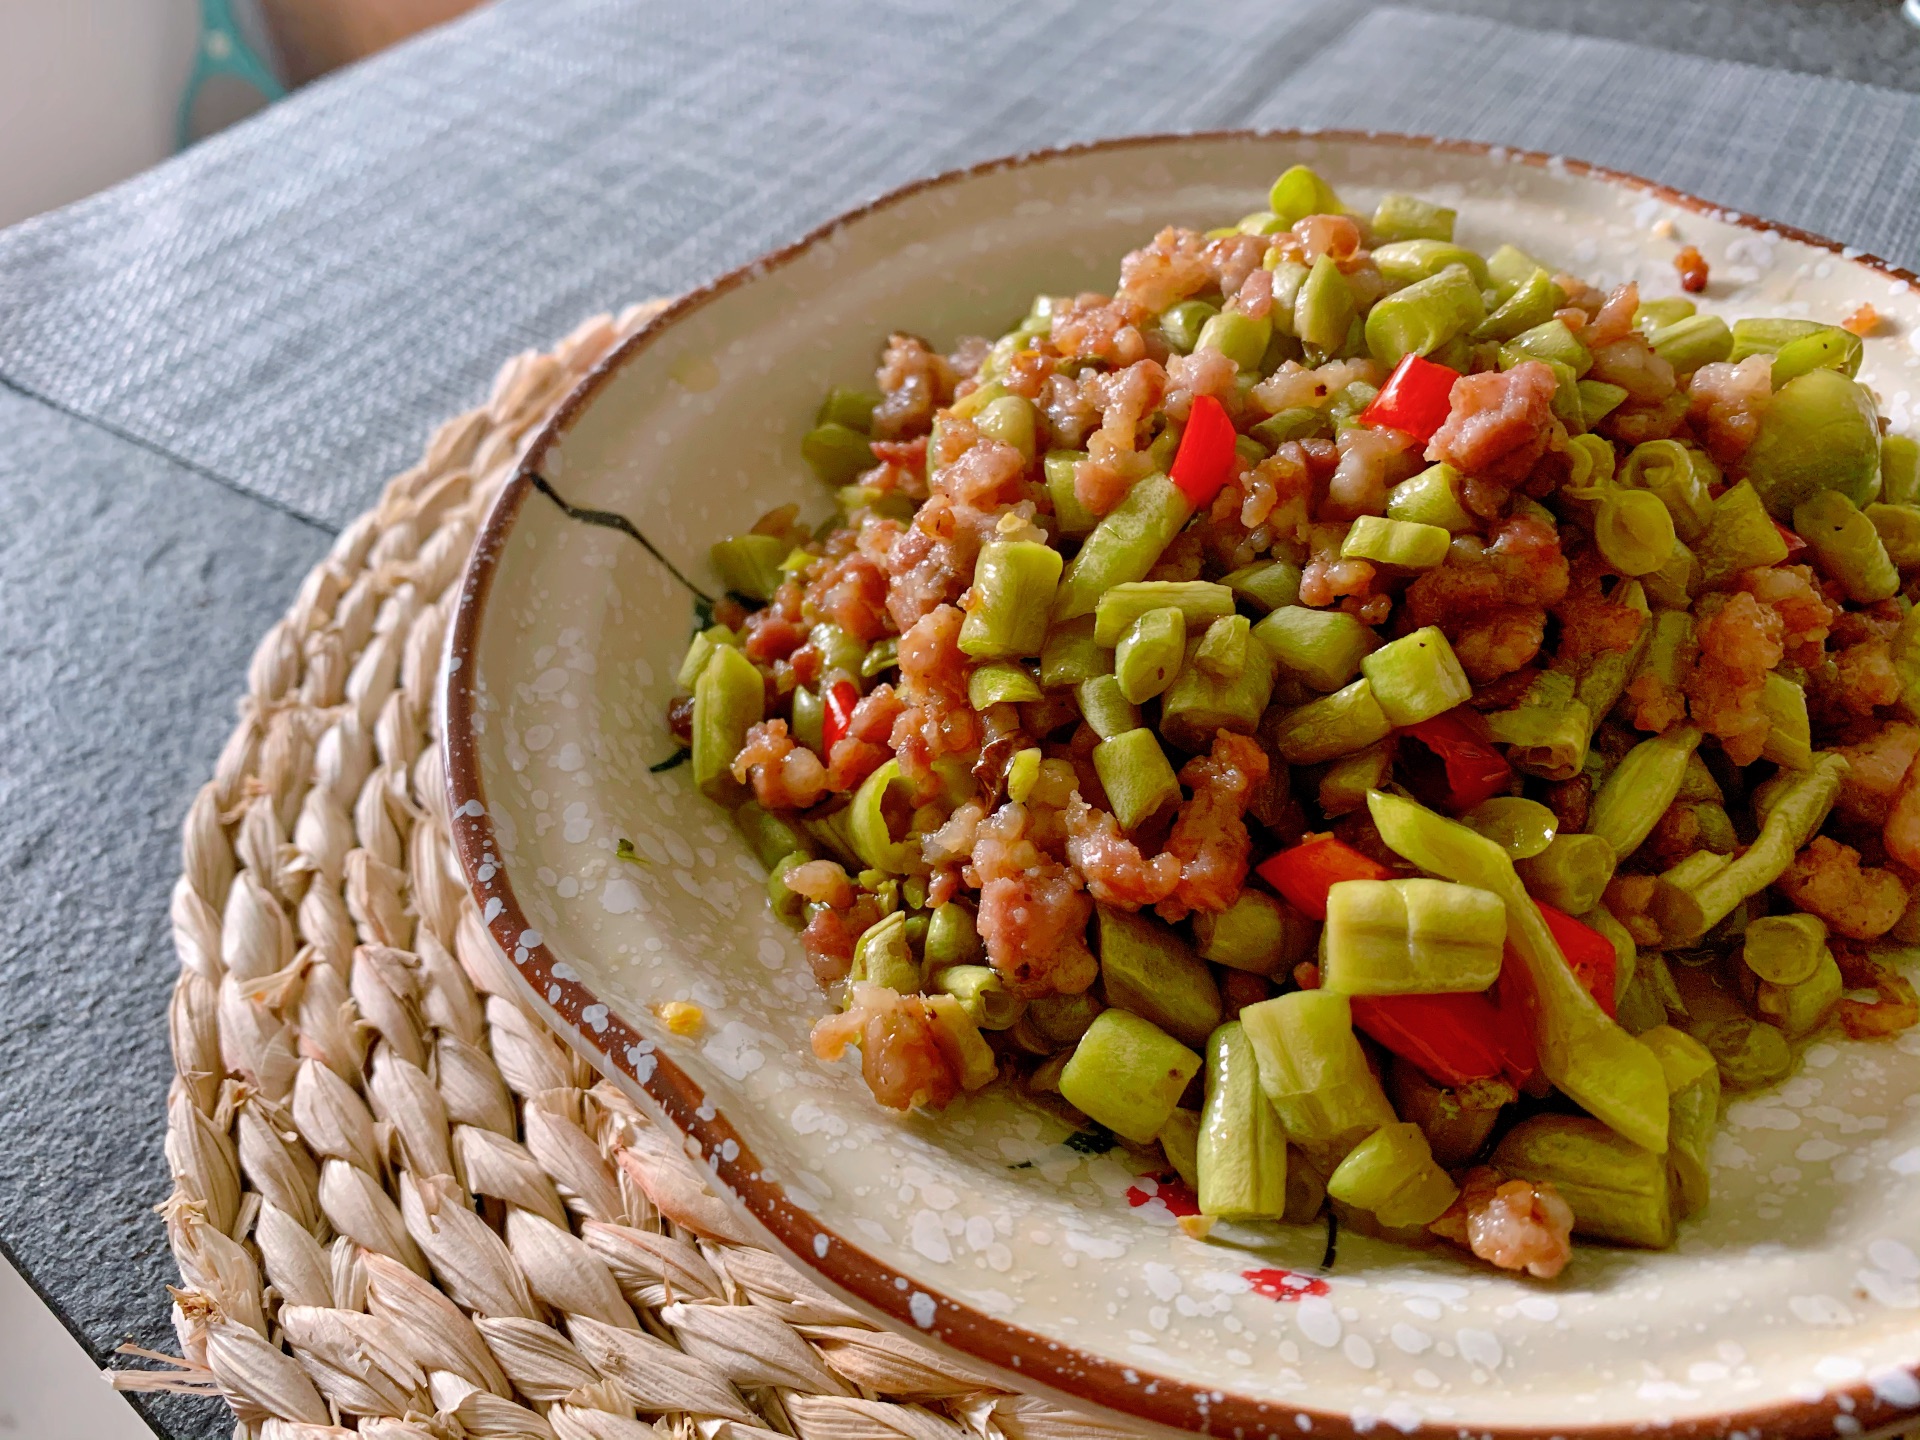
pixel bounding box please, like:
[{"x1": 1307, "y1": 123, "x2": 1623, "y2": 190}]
[
  {"x1": 959, "y1": 541, "x2": 1063, "y2": 658},
  {"x1": 1588, "y1": 726, "x2": 1701, "y2": 861},
  {"x1": 1059, "y1": 1009, "x2": 1200, "y2": 1144},
  {"x1": 1093, "y1": 728, "x2": 1182, "y2": 831},
  {"x1": 1198, "y1": 1022, "x2": 1288, "y2": 1220},
  {"x1": 1095, "y1": 905, "x2": 1222, "y2": 1050},
  {"x1": 1360, "y1": 626, "x2": 1472, "y2": 727},
  {"x1": 1238, "y1": 989, "x2": 1397, "y2": 1160},
  {"x1": 1114, "y1": 607, "x2": 1187, "y2": 703},
  {"x1": 1253, "y1": 605, "x2": 1379, "y2": 692},
  {"x1": 1053, "y1": 475, "x2": 1195, "y2": 620},
  {"x1": 1794, "y1": 489, "x2": 1899, "y2": 602},
  {"x1": 1321, "y1": 878, "x2": 1506, "y2": 995}
]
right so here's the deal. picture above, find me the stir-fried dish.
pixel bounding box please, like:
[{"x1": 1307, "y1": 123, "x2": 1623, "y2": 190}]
[{"x1": 664, "y1": 163, "x2": 1920, "y2": 1279}]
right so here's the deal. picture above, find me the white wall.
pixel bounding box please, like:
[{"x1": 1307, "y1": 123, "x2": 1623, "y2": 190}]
[{"x1": 0, "y1": 0, "x2": 203, "y2": 228}]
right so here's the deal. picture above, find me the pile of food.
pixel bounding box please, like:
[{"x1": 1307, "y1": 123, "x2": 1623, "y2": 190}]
[{"x1": 664, "y1": 163, "x2": 1919, "y2": 1279}]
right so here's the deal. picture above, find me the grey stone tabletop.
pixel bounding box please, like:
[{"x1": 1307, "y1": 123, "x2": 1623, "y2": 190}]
[{"x1": 1, "y1": 2, "x2": 1915, "y2": 1435}]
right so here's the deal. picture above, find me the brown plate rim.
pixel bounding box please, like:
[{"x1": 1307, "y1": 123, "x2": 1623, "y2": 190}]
[{"x1": 443, "y1": 127, "x2": 1920, "y2": 1440}]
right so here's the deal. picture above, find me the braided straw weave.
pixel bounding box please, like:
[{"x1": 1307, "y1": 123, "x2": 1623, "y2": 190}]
[{"x1": 119, "y1": 306, "x2": 1136, "y2": 1440}]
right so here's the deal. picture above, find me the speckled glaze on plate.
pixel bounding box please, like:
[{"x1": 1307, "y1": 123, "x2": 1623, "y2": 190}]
[{"x1": 443, "y1": 132, "x2": 1920, "y2": 1439}]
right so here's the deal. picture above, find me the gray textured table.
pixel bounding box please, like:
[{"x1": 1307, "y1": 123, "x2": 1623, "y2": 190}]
[{"x1": 1, "y1": 3, "x2": 1915, "y2": 1435}]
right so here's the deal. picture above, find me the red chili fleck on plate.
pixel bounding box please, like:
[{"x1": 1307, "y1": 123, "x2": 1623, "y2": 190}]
[
  {"x1": 1674, "y1": 245, "x2": 1709, "y2": 293},
  {"x1": 1243, "y1": 1267, "x2": 1331, "y2": 1302}
]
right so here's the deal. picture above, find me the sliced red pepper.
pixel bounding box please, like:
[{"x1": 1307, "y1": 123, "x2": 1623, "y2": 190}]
[
  {"x1": 1773, "y1": 520, "x2": 1808, "y2": 562},
  {"x1": 1536, "y1": 900, "x2": 1618, "y2": 1019},
  {"x1": 821, "y1": 677, "x2": 860, "y2": 755},
  {"x1": 1359, "y1": 353, "x2": 1460, "y2": 444},
  {"x1": 1168, "y1": 392, "x2": 1238, "y2": 508},
  {"x1": 1401, "y1": 708, "x2": 1513, "y2": 815},
  {"x1": 1254, "y1": 835, "x2": 1392, "y2": 920},
  {"x1": 1350, "y1": 992, "x2": 1511, "y2": 1087}
]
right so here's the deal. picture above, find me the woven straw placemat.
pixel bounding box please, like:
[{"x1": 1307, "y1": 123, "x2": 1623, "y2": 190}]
[{"x1": 113, "y1": 306, "x2": 1131, "y2": 1440}]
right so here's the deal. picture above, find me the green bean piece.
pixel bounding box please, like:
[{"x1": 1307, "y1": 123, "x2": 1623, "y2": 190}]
[
  {"x1": 1652, "y1": 752, "x2": 1847, "y2": 943},
  {"x1": 1492, "y1": 1115, "x2": 1673, "y2": 1248},
  {"x1": 1364, "y1": 264, "x2": 1485, "y2": 367},
  {"x1": 1474, "y1": 267, "x2": 1564, "y2": 343},
  {"x1": 1360, "y1": 626, "x2": 1472, "y2": 727},
  {"x1": 1504, "y1": 317, "x2": 1591, "y2": 377},
  {"x1": 1194, "y1": 614, "x2": 1252, "y2": 681},
  {"x1": 733, "y1": 801, "x2": 813, "y2": 871},
  {"x1": 1727, "y1": 316, "x2": 1831, "y2": 363},
  {"x1": 1646, "y1": 314, "x2": 1732, "y2": 375},
  {"x1": 1755, "y1": 946, "x2": 1842, "y2": 1037},
  {"x1": 1370, "y1": 192, "x2": 1456, "y2": 244},
  {"x1": 1698, "y1": 479, "x2": 1790, "y2": 587},
  {"x1": 816, "y1": 386, "x2": 880, "y2": 433},
  {"x1": 1159, "y1": 634, "x2": 1278, "y2": 751},
  {"x1": 1381, "y1": 463, "x2": 1471, "y2": 534},
  {"x1": 1194, "y1": 890, "x2": 1316, "y2": 976},
  {"x1": 806, "y1": 621, "x2": 865, "y2": 683},
  {"x1": 1483, "y1": 670, "x2": 1590, "y2": 781},
  {"x1": 1615, "y1": 962, "x2": 1672, "y2": 1036},
  {"x1": 1593, "y1": 489, "x2": 1676, "y2": 577},
  {"x1": 860, "y1": 637, "x2": 900, "y2": 679},
  {"x1": 1042, "y1": 449, "x2": 1097, "y2": 539},
  {"x1": 847, "y1": 759, "x2": 927, "y2": 875},
  {"x1": 1252, "y1": 605, "x2": 1379, "y2": 692},
  {"x1": 1577, "y1": 378, "x2": 1631, "y2": 429},
  {"x1": 1322, "y1": 877, "x2": 1506, "y2": 995},
  {"x1": 1114, "y1": 607, "x2": 1187, "y2": 704},
  {"x1": 1269, "y1": 677, "x2": 1394, "y2": 764},
  {"x1": 787, "y1": 685, "x2": 824, "y2": 756},
  {"x1": 1250, "y1": 406, "x2": 1333, "y2": 448},
  {"x1": 1158, "y1": 1107, "x2": 1202, "y2": 1192},
  {"x1": 1882, "y1": 434, "x2": 1920, "y2": 508},
  {"x1": 1144, "y1": 425, "x2": 1181, "y2": 475},
  {"x1": 1159, "y1": 298, "x2": 1220, "y2": 355},
  {"x1": 1389, "y1": 1066, "x2": 1514, "y2": 1168},
  {"x1": 851, "y1": 912, "x2": 922, "y2": 994},
  {"x1": 1588, "y1": 725, "x2": 1702, "y2": 861},
  {"x1": 802, "y1": 422, "x2": 876, "y2": 485},
  {"x1": 766, "y1": 853, "x2": 809, "y2": 926},
  {"x1": 1742, "y1": 913, "x2": 1826, "y2": 985},
  {"x1": 1757, "y1": 672, "x2": 1812, "y2": 770},
  {"x1": 1076, "y1": 674, "x2": 1142, "y2": 741},
  {"x1": 1367, "y1": 789, "x2": 1670, "y2": 1153},
  {"x1": 1632, "y1": 605, "x2": 1696, "y2": 705},
  {"x1": 1197, "y1": 311, "x2": 1273, "y2": 372},
  {"x1": 960, "y1": 541, "x2": 1063, "y2": 659},
  {"x1": 946, "y1": 378, "x2": 1006, "y2": 421},
  {"x1": 1633, "y1": 296, "x2": 1697, "y2": 331},
  {"x1": 1463, "y1": 796, "x2": 1558, "y2": 860},
  {"x1": 1284, "y1": 1146, "x2": 1330, "y2": 1223},
  {"x1": 1319, "y1": 740, "x2": 1395, "y2": 818},
  {"x1": 1665, "y1": 1061, "x2": 1718, "y2": 1218},
  {"x1": 691, "y1": 645, "x2": 764, "y2": 805},
  {"x1": 974, "y1": 395, "x2": 1036, "y2": 461},
  {"x1": 1222, "y1": 559, "x2": 1305, "y2": 613},
  {"x1": 1692, "y1": 1014, "x2": 1793, "y2": 1090},
  {"x1": 1660, "y1": 848, "x2": 1730, "y2": 894},
  {"x1": 1239, "y1": 989, "x2": 1397, "y2": 1161},
  {"x1": 1514, "y1": 833, "x2": 1617, "y2": 914},
  {"x1": 1770, "y1": 326, "x2": 1866, "y2": 385},
  {"x1": 930, "y1": 964, "x2": 1026, "y2": 1030},
  {"x1": 1743, "y1": 368, "x2": 1883, "y2": 520},
  {"x1": 798, "y1": 806, "x2": 861, "y2": 870},
  {"x1": 1341, "y1": 515, "x2": 1452, "y2": 570},
  {"x1": 1484, "y1": 242, "x2": 1545, "y2": 298},
  {"x1": 676, "y1": 623, "x2": 737, "y2": 691},
  {"x1": 1642, "y1": 541, "x2": 1700, "y2": 609},
  {"x1": 1372, "y1": 239, "x2": 1490, "y2": 290},
  {"x1": 967, "y1": 662, "x2": 1043, "y2": 710},
  {"x1": 1094, "y1": 905, "x2": 1222, "y2": 1050},
  {"x1": 1198, "y1": 1021, "x2": 1289, "y2": 1220},
  {"x1": 1267, "y1": 164, "x2": 1342, "y2": 223},
  {"x1": 1058, "y1": 1009, "x2": 1201, "y2": 1145},
  {"x1": 1290, "y1": 253, "x2": 1355, "y2": 355},
  {"x1": 1026, "y1": 991, "x2": 1104, "y2": 1051},
  {"x1": 1039, "y1": 615, "x2": 1111, "y2": 688},
  {"x1": 836, "y1": 480, "x2": 915, "y2": 524},
  {"x1": 925, "y1": 902, "x2": 984, "y2": 968},
  {"x1": 710, "y1": 534, "x2": 789, "y2": 602},
  {"x1": 1794, "y1": 489, "x2": 1900, "y2": 602},
  {"x1": 1093, "y1": 580, "x2": 1235, "y2": 647},
  {"x1": 1866, "y1": 502, "x2": 1920, "y2": 569},
  {"x1": 1894, "y1": 604, "x2": 1920, "y2": 717},
  {"x1": 1326, "y1": 1122, "x2": 1459, "y2": 1229},
  {"x1": 1579, "y1": 903, "x2": 1639, "y2": 1009},
  {"x1": 1053, "y1": 474, "x2": 1195, "y2": 621},
  {"x1": 1093, "y1": 727, "x2": 1182, "y2": 832}
]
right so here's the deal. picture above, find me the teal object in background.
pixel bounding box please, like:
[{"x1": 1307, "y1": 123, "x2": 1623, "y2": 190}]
[{"x1": 177, "y1": 0, "x2": 284, "y2": 151}]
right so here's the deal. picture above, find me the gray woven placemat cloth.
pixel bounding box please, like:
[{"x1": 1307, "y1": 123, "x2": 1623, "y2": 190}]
[{"x1": 1272, "y1": 6, "x2": 1920, "y2": 274}]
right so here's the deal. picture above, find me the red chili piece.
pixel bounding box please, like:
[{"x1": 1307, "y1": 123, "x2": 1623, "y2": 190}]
[
  {"x1": 1168, "y1": 392, "x2": 1238, "y2": 507},
  {"x1": 1537, "y1": 901, "x2": 1618, "y2": 1019},
  {"x1": 1401, "y1": 708, "x2": 1514, "y2": 814},
  {"x1": 1359, "y1": 353, "x2": 1461, "y2": 445},
  {"x1": 821, "y1": 678, "x2": 860, "y2": 755},
  {"x1": 1351, "y1": 992, "x2": 1513, "y2": 1087},
  {"x1": 1773, "y1": 520, "x2": 1808, "y2": 562},
  {"x1": 1254, "y1": 835, "x2": 1392, "y2": 920}
]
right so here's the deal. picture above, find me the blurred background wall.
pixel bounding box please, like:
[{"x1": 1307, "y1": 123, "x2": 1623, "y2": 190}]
[{"x1": 0, "y1": 0, "x2": 481, "y2": 228}]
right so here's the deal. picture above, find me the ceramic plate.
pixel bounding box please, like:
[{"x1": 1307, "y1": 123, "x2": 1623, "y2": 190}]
[{"x1": 444, "y1": 131, "x2": 1920, "y2": 1439}]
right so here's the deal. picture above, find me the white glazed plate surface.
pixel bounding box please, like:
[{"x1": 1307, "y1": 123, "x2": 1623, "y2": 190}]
[{"x1": 445, "y1": 132, "x2": 1920, "y2": 1439}]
